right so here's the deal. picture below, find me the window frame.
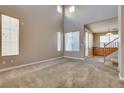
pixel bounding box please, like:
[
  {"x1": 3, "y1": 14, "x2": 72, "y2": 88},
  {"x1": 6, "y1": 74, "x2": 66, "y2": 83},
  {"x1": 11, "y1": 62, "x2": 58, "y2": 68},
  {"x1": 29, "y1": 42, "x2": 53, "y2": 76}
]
[
  {"x1": 65, "y1": 31, "x2": 80, "y2": 52},
  {"x1": 1, "y1": 14, "x2": 20, "y2": 56}
]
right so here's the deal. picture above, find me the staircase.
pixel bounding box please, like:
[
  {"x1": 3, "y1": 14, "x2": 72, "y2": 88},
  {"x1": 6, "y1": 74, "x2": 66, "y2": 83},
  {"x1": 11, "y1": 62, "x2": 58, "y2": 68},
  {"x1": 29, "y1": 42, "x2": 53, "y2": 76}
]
[{"x1": 104, "y1": 38, "x2": 119, "y2": 69}]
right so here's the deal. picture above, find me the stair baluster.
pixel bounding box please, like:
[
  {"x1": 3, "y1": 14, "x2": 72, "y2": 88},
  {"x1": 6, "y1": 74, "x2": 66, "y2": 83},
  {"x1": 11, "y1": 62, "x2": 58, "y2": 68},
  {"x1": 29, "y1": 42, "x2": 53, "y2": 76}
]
[{"x1": 104, "y1": 38, "x2": 118, "y2": 63}]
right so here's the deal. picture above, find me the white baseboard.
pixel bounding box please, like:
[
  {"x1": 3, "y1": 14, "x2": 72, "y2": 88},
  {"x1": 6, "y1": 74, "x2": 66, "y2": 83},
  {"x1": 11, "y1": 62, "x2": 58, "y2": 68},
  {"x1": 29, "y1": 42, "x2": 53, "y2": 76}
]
[
  {"x1": 63, "y1": 56, "x2": 85, "y2": 60},
  {"x1": 119, "y1": 73, "x2": 124, "y2": 81},
  {"x1": 0, "y1": 56, "x2": 63, "y2": 72}
]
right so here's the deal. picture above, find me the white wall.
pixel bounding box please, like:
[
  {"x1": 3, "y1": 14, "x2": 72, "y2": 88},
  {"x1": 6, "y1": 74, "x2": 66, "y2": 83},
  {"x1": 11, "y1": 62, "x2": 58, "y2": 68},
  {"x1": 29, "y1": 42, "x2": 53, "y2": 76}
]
[
  {"x1": 119, "y1": 5, "x2": 124, "y2": 79},
  {"x1": 64, "y1": 5, "x2": 118, "y2": 58}
]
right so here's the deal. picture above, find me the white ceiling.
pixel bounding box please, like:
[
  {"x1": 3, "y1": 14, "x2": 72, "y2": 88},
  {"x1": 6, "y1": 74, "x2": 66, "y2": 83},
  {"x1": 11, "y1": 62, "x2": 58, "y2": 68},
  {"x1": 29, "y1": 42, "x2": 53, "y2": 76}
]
[{"x1": 86, "y1": 17, "x2": 118, "y2": 33}]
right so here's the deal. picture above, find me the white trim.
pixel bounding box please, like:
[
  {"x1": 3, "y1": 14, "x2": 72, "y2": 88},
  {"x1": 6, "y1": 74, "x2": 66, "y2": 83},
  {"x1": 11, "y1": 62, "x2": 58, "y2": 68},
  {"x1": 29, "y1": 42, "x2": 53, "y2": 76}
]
[
  {"x1": 63, "y1": 56, "x2": 85, "y2": 60},
  {"x1": 119, "y1": 73, "x2": 124, "y2": 81},
  {"x1": 0, "y1": 56, "x2": 63, "y2": 72}
]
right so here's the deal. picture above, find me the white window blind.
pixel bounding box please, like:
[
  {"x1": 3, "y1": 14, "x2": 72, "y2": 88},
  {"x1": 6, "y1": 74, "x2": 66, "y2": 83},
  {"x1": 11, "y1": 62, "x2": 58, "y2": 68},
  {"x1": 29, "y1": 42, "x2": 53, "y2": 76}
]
[
  {"x1": 1, "y1": 14, "x2": 19, "y2": 56},
  {"x1": 69, "y1": 6, "x2": 75, "y2": 13},
  {"x1": 57, "y1": 6, "x2": 62, "y2": 13},
  {"x1": 65, "y1": 31, "x2": 80, "y2": 51},
  {"x1": 57, "y1": 32, "x2": 61, "y2": 51},
  {"x1": 72, "y1": 32, "x2": 80, "y2": 51},
  {"x1": 65, "y1": 32, "x2": 73, "y2": 51}
]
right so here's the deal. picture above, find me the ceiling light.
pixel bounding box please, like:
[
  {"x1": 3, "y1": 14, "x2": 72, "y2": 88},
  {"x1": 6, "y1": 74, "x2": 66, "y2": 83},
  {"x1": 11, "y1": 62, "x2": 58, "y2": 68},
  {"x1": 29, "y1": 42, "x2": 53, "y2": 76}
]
[{"x1": 106, "y1": 32, "x2": 113, "y2": 36}]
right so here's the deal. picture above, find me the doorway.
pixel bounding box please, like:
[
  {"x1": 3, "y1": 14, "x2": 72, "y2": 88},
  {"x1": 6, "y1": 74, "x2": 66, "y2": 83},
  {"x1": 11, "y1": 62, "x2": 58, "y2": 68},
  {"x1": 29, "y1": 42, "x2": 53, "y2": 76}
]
[{"x1": 84, "y1": 17, "x2": 119, "y2": 65}]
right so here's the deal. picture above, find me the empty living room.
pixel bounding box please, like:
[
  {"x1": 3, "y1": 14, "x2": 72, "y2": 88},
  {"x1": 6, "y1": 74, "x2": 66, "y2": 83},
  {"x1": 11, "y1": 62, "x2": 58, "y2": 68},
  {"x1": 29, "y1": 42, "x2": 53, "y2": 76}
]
[{"x1": 0, "y1": 0, "x2": 124, "y2": 91}]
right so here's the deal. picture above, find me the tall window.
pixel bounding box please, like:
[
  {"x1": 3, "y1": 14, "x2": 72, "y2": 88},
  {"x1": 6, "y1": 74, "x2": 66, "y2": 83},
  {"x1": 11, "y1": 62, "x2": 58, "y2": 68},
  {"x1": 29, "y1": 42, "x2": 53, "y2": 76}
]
[
  {"x1": 100, "y1": 34, "x2": 118, "y2": 47},
  {"x1": 65, "y1": 32, "x2": 73, "y2": 51},
  {"x1": 69, "y1": 6, "x2": 75, "y2": 13},
  {"x1": 57, "y1": 6, "x2": 62, "y2": 14},
  {"x1": 57, "y1": 32, "x2": 61, "y2": 51},
  {"x1": 1, "y1": 14, "x2": 19, "y2": 56},
  {"x1": 65, "y1": 31, "x2": 80, "y2": 51}
]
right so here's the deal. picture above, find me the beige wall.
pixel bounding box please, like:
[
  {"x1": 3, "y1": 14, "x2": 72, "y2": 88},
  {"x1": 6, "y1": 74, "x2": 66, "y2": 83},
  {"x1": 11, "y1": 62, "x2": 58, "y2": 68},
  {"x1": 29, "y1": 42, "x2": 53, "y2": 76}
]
[
  {"x1": 93, "y1": 31, "x2": 118, "y2": 47},
  {"x1": 0, "y1": 5, "x2": 64, "y2": 69},
  {"x1": 119, "y1": 5, "x2": 124, "y2": 78}
]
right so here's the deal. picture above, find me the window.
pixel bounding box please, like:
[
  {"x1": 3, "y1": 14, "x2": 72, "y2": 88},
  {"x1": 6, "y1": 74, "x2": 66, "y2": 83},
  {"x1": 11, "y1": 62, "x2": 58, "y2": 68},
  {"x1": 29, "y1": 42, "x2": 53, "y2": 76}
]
[
  {"x1": 100, "y1": 36, "x2": 106, "y2": 47},
  {"x1": 72, "y1": 32, "x2": 80, "y2": 51},
  {"x1": 69, "y1": 6, "x2": 75, "y2": 13},
  {"x1": 100, "y1": 34, "x2": 118, "y2": 47},
  {"x1": 65, "y1": 31, "x2": 80, "y2": 51},
  {"x1": 57, "y1": 6, "x2": 62, "y2": 13},
  {"x1": 65, "y1": 32, "x2": 73, "y2": 51},
  {"x1": 57, "y1": 32, "x2": 61, "y2": 51},
  {"x1": 1, "y1": 14, "x2": 19, "y2": 56},
  {"x1": 89, "y1": 33, "x2": 93, "y2": 48}
]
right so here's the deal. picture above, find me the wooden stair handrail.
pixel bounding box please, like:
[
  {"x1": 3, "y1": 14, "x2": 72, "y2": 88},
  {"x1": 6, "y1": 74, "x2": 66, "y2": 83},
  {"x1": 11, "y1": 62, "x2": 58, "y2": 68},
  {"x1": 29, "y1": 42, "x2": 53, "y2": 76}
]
[
  {"x1": 104, "y1": 37, "x2": 119, "y2": 63},
  {"x1": 104, "y1": 37, "x2": 119, "y2": 47}
]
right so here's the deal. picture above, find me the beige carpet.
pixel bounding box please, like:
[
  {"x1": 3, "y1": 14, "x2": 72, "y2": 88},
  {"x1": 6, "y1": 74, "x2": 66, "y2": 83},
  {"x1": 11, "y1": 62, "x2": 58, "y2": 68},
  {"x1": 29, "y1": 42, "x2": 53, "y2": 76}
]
[{"x1": 0, "y1": 57, "x2": 124, "y2": 88}]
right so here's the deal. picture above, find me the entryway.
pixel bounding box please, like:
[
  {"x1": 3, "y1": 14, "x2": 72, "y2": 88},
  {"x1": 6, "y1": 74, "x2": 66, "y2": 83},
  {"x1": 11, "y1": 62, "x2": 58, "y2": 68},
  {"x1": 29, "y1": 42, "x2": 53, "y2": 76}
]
[{"x1": 84, "y1": 17, "x2": 119, "y2": 70}]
